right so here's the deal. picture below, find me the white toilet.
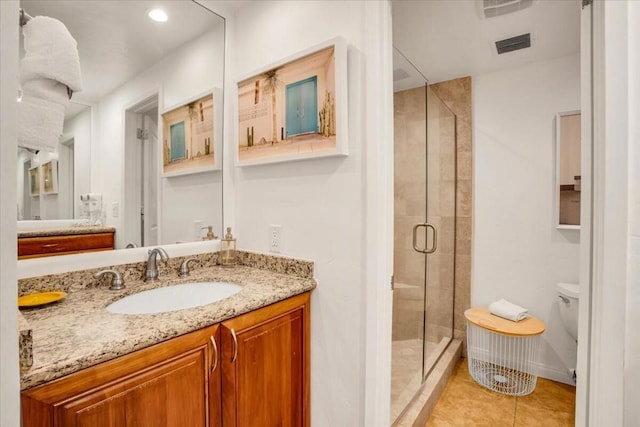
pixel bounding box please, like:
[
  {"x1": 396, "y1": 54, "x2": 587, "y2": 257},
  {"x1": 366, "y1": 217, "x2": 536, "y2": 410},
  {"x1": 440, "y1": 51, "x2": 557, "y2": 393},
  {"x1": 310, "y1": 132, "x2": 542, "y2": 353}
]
[{"x1": 557, "y1": 282, "x2": 580, "y2": 341}]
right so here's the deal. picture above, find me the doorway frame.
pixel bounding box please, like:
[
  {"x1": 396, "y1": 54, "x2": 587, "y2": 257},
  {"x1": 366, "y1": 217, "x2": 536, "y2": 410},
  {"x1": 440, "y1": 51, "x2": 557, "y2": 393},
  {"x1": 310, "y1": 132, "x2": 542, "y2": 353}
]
[
  {"x1": 121, "y1": 88, "x2": 163, "y2": 248},
  {"x1": 578, "y1": 0, "x2": 634, "y2": 425},
  {"x1": 58, "y1": 136, "x2": 75, "y2": 219}
]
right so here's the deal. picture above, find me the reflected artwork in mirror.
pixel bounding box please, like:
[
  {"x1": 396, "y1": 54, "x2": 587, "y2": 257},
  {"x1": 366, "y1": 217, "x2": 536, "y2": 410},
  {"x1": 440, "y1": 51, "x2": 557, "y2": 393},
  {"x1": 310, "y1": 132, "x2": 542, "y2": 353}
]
[
  {"x1": 555, "y1": 111, "x2": 581, "y2": 229},
  {"x1": 17, "y1": 0, "x2": 225, "y2": 252}
]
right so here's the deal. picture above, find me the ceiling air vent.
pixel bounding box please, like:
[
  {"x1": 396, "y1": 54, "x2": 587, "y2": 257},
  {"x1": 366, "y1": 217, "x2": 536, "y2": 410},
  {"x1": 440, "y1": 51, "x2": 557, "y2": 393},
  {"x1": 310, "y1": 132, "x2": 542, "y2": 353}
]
[
  {"x1": 495, "y1": 33, "x2": 531, "y2": 54},
  {"x1": 482, "y1": 0, "x2": 534, "y2": 18}
]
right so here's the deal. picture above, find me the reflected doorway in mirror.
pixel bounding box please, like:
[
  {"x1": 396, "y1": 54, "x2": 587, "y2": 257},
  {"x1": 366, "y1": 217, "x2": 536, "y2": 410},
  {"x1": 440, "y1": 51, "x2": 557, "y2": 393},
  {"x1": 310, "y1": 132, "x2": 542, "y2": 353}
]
[{"x1": 124, "y1": 93, "x2": 160, "y2": 248}]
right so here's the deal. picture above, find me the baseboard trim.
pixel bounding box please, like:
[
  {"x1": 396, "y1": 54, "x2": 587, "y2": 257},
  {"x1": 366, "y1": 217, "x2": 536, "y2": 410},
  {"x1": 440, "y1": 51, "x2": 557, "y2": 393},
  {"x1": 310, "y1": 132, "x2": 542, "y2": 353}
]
[{"x1": 534, "y1": 362, "x2": 576, "y2": 386}]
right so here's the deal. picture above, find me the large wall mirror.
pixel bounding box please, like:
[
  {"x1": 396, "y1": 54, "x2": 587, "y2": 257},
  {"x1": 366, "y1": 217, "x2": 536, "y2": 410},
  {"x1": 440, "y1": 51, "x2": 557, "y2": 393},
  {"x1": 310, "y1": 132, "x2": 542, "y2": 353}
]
[
  {"x1": 18, "y1": 0, "x2": 225, "y2": 249},
  {"x1": 555, "y1": 111, "x2": 581, "y2": 229}
]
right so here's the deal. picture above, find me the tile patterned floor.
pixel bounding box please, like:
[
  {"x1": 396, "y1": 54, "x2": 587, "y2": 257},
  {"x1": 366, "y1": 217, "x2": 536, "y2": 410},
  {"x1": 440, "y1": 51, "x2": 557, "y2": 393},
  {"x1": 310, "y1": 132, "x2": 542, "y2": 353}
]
[{"x1": 426, "y1": 359, "x2": 576, "y2": 426}]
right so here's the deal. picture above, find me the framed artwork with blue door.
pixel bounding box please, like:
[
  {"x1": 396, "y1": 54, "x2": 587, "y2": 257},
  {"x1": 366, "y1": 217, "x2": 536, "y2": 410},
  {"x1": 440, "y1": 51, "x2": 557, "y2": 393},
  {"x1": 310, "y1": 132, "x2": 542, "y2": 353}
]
[
  {"x1": 161, "y1": 88, "x2": 222, "y2": 177},
  {"x1": 236, "y1": 37, "x2": 349, "y2": 166}
]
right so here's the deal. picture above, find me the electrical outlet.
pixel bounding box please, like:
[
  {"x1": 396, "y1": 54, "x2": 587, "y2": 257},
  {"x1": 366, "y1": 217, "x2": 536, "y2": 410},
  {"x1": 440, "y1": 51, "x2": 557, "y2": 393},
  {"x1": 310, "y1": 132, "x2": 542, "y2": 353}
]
[
  {"x1": 269, "y1": 225, "x2": 282, "y2": 253},
  {"x1": 112, "y1": 202, "x2": 119, "y2": 218}
]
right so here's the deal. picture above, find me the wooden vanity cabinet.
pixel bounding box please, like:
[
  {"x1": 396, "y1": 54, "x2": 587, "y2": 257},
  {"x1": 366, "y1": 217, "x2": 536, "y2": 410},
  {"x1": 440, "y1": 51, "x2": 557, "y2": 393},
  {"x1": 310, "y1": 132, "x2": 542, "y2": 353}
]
[
  {"x1": 221, "y1": 292, "x2": 310, "y2": 427},
  {"x1": 22, "y1": 291, "x2": 311, "y2": 427},
  {"x1": 22, "y1": 324, "x2": 222, "y2": 427}
]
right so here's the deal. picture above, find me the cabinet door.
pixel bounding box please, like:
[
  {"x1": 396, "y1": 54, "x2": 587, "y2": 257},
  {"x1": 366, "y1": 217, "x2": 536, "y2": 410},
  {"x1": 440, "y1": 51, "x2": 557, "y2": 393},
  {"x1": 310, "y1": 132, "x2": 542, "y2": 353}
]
[
  {"x1": 59, "y1": 349, "x2": 207, "y2": 427},
  {"x1": 221, "y1": 293, "x2": 310, "y2": 427},
  {"x1": 23, "y1": 324, "x2": 221, "y2": 427},
  {"x1": 62, "y1": 392, "x2": 126, "y2": 427}
]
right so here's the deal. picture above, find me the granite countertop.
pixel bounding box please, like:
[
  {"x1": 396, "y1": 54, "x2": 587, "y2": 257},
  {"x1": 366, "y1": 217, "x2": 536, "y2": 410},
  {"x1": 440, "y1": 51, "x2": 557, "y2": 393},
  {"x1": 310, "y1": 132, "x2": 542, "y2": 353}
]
[
  {"x1": 19, "y1": 262, "x2": 316, "y2": 390},
  {"x1": 18, "y1": 226, "x2": 116, "y2": 238}
]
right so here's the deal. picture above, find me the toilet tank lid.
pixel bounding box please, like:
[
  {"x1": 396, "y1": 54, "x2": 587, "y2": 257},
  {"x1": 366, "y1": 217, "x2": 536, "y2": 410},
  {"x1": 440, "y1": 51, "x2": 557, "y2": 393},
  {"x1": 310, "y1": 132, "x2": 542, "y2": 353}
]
[{"x1": 557, "y1": 282, "x2": 579, "y2": 299}]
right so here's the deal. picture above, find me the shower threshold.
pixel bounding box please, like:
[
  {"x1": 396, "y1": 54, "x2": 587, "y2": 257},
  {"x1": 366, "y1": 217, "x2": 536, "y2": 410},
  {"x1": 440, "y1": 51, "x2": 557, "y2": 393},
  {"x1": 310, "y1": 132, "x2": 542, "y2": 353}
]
[{"x1": 392, "y1": 338, "x2": 462, "y2": 427}]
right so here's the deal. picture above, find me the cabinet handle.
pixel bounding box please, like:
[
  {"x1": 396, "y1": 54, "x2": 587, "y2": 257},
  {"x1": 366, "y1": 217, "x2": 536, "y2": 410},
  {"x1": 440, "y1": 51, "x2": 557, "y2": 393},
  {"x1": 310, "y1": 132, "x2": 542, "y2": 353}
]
[
  {"x1": 209, "y1": 336, "x2": 218, "y2": 373},
  {"x1": 231, "y1": 328, "x2": 238, "y2": 363},
  {"x1": 41, "y1": 243, "x2": 60, "y2": 248}
]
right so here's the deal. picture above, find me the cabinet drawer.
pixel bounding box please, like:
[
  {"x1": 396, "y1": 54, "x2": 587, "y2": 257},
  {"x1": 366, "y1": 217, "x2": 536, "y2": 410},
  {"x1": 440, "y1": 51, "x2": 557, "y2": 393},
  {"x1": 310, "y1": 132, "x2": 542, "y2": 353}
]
[{"x1": 18, "y1": 233, "x2": 115, "y2": 259}]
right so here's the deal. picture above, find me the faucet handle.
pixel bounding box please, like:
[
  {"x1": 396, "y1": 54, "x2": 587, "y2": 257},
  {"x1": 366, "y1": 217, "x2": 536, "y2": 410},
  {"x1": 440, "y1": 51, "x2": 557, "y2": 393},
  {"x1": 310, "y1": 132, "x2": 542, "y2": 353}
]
[
  {"x1": 94, "y1": 269, "x2": 125, "y2": 290},
  {"x1": 179, "y1": 258, "x2": 198, "y2": 277},
  {"x1": 201, "y1": 226, "x2": 218, "y2": 240}
]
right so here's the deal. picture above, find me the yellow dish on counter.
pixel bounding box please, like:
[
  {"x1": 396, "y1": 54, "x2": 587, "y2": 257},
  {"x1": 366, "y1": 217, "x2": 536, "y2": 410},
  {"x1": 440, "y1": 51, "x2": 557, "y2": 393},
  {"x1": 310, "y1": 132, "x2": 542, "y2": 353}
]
[{"x1": 18, "y1": 291, "x2": 67, "y2": 308}]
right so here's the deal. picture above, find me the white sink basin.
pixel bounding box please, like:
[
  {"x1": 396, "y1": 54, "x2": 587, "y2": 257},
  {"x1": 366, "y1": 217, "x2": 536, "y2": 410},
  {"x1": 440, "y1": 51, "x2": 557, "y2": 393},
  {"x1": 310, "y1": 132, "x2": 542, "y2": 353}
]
[{"x1": 106, "y1": 282, "x2": 242, "y2": 315}]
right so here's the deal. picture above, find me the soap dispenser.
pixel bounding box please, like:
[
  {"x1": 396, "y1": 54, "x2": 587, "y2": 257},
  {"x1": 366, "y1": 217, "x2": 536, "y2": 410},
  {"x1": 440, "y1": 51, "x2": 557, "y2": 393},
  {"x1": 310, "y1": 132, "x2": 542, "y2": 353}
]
[{"x1": 220, "y1": 227, "x2": 237, "y2": 267}]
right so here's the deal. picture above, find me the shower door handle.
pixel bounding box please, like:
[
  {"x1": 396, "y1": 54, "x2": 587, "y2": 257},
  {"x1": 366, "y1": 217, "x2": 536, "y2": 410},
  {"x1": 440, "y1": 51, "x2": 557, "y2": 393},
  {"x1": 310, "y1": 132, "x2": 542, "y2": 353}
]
[
  {"x1": 425, "y1": 223, "x2": 437, "y2": 253},
  {"x1": 412, "y1": 223, "x2": 438, "y2": 254}
]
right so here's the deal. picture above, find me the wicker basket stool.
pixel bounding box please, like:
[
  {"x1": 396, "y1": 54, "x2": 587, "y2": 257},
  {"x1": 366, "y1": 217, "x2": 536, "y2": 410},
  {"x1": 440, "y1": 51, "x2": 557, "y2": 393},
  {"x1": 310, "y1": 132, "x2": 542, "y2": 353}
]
[{"x1": 464, "y1": 307, "x2": 546, "y2": 396}]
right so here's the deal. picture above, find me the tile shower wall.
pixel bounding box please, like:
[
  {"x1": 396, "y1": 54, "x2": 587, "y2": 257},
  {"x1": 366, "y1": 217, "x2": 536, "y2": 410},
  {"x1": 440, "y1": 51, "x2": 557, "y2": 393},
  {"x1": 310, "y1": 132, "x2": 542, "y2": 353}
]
[
  {"x1": 393, "y1": 87, "x2": 426, "y2": 342},
  {"x1": 430, "y1": 77, "x2": 473, "y2": 352}
]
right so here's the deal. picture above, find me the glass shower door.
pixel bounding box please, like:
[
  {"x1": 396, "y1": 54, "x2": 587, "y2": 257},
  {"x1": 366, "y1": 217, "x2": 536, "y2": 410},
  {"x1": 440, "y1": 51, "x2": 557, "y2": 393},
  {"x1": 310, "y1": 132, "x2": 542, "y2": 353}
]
[
  {"x1": 391, "y1": 82, "x2": 427, "y2": 423},
  {"x1": 423, "y1": 86, "x2": 456, "y2": 376},
  {"x1": 391, "y1": 48, "x2": 457, "y2": 425}
]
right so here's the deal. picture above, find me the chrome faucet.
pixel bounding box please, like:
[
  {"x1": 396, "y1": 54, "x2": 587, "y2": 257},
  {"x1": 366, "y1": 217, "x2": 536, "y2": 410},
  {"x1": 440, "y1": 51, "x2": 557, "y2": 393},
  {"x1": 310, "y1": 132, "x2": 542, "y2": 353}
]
[
  {"x1": 146, "y1": 247, "x2": 169, "y2": 281},
  {"x1": 94, "y1": 269, "x2": 125, "y2": 290},
  {"x1": 179, "y1": 258, "x2": 198, "y2": 277}
]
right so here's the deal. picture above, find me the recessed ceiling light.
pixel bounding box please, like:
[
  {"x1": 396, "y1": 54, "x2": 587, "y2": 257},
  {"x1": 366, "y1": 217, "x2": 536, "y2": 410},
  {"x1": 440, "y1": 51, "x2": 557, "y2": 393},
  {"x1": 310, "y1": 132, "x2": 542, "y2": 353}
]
[{"x1": 148, "y1": 9, "x2": 168, "y2": 23}]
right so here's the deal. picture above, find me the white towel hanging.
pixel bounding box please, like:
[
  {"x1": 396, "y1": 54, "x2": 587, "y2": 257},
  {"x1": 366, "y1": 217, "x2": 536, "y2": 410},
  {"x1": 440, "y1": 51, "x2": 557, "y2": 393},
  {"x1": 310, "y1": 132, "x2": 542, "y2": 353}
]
[{"x1": 18, "y1": 16, "x2": 83, "y2": 152}]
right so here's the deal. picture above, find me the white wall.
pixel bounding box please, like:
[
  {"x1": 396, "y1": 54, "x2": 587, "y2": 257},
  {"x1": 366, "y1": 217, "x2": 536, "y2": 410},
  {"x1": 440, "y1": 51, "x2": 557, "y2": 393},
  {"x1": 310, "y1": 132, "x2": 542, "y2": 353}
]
[
  {"x1": 0, "y1": 1, "x2": 20, "y2": 425},
  {"x1": 93, "y1": 26, "x2": 224, "y2": 248},
  {"x1": 473, "y1": 53, "x2": 581, "y2": 383},
  {"x1": 625, "y1": 1, "x2": 640, "y2": 425},
  {"x1": 227, "y1": 1, "x2": 393, "y2": 425}
]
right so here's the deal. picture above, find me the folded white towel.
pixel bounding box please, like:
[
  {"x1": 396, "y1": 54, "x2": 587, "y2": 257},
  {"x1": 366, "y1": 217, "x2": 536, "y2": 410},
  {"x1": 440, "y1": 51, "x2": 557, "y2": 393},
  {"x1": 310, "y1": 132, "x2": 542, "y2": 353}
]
[
  {"x1": 18, "y1": 80, "x2": 68, "y2": 152},
  {"x1": 18, "y1": 16, "x2": 83, "y2": 152},
  {"x1": 489, "y1": 299, "x2": 529, "y2": 322},
  {"x1": 20, "y1": 16, "x2": 83, "y2": 92}
]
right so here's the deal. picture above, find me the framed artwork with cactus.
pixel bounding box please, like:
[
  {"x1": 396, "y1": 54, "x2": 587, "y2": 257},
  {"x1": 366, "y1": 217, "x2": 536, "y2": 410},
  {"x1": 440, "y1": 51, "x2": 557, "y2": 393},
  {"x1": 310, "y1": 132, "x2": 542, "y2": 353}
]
[
  {"x1": 236, "y1": 37, "x2": 348, "y2": 166},
  {"x1": 160, "y1": 88, "x2": 222, "y2": 177}
]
